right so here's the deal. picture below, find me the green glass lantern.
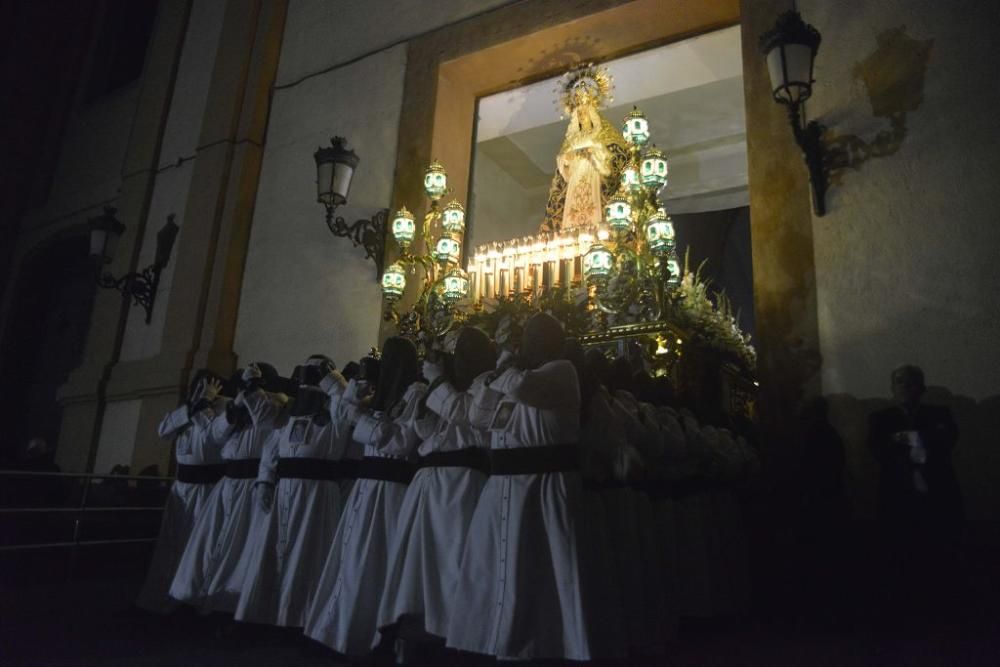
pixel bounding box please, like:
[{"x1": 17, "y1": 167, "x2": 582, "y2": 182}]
[
  {"x1": 381, "y1": 262, "x2": 407, "y2": 301},
  {"x1": 392, "y1": 206, "x2": 416, "y2": 249},
  {"x1": 645, "y1": 208, "x2": 675, "y2": 255},
  {"x1": 434, "y1": 233, "x2": 461, "y2": 266},
  {"x1": 424, "y1": 161, "x2": 448, "y2": 201},
  {"x1": 441, "y1": 200, "x2": 466, "y2": 234},
  {"x1": 666, "y1": 253, "x2": 681, "y2": 287},
  {"x1": 621, "y1": 159, "x2": 642, "y2": 193},
  {"x1": 583, "y1": 242, "x2": 615, "y2": 284},
  {"x1": 604, "y1": 191, "x2": 633, "y2": 234},
  {"x1": 442, "y1": 267, "x2": 470, "y2": 303},
  {"x1": 641, "y1": 145, "x2": 669, "y2": 189},
  {"x1": 622, "y1": 106, "x2": 650, "y2": 147}
]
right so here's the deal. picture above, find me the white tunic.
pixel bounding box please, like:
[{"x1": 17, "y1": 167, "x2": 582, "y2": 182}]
[
  {"x1": 234, "y1": 382, "x2": 350, "y2": 627},
  {"x1": 168, "y1": 390, "x2": 281, "y2": 612},
  {"x1": 445, "y1": 360, "x2": 591, "y2": 661},
  {"x1": 136, "y1": 399, "x2": 227, "y2": 613},
  {"x1": 377, "y1": 374, "x2": 492, "y2": 639},
  {"x1": 304, "y1": 382, "x2": 430, "y2": 656}
]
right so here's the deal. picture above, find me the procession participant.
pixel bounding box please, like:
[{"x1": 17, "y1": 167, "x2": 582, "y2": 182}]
[
  {"x1": 234, "y1": 355, "x2": 351, "y2": 627},
  {"x1": 169, "y1": 362, "x2": 285, "y2": 613},
  {"x1": 305, "y1": 337, "x2": 431, "y2": 656},
  {"x1": 446, "y1": 313, "x2": 591, "y2": 662},
  {"x1": 136, "y1": 370, "x2": 228, "y2": 613},
  {"x1": 377, "y1": 327, "x2": 495, "y2": 645},
  {"x1": 584, "y1": 348, "x2": 644, "y2": 654},
  {"x1": 327, "y1": 353, "x2": 380, "y2": 498}
]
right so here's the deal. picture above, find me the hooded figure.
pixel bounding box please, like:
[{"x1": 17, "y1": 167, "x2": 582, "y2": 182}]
[
  {"x1": 234, "y1": 354, "x2": 351, "y2": 628},
  {"x1": 169, "y1": 361, "x2": 285, "y2": 613},
  {"x1": 305, "y1": 337, "x2": 435, "y2": 656},
  {"x1": 446, "y1": 313, "x2": 594, "y2": 661},
  {"x1": 377, "y1": 327, "x2": 497, "y2": 643},
  {"x1": 136, "y1": 369, "x2": 229, "y2": 613}
]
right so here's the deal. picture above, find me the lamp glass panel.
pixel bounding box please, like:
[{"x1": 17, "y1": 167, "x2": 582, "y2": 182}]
[
  {"x1": 316, "y1": 160, "x2": 334, "y2": 203},
  {"x1": 766, "y1": 43, "x2": 814, "y2": 103},
  {"x1": 332, "y1": 163, "x2": 354, "y2": 204},
  {"x1": 104, "y1": 229, "x2": 122, "y2": 264},
  {"x1": 90, "y1": 229, "x2": 108, "y2": 259}
]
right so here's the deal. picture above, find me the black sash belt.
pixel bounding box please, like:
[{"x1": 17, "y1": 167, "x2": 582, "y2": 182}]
[
  {"x1": 176, "y1": 463, "x2": 226, "y2": 484},
  {"x1": 224, "y1": 458, "x2": 261, "y2": 479},
  {"x1": 417, "y1": 448, "x2": 491, "y2": 476},
  {"x1": 358, "y1": 457, "x2": 415, "y2": 484},
  {"x1": 489, "y1": 444, "x2": 580, "y2": 476},
  {"x1": 276, "y1": 457, "x2": 356, "y2": 481}
]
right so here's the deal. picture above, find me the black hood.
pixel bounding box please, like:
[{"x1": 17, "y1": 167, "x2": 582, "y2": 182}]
[
  {"x1": 452, "y1": 327, "x2": 495, "y2": 391},
  {"x1": 517, "y1": 313, "x2": 564, "y2": 370},
  {"x1": 370, "y1": 337, "x2": 419, "y2": 413}
]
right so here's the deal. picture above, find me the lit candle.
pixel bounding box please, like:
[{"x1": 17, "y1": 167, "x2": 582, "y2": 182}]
[
  {"x1": 542, "y1": 261, "x2": 553, "y2": 291},
  {"x1": 560, "y1": 259, "x2": 572, "y2": 287},
  {"x1": 484, "y1": 270, "x2": 494, "y2": 299},
  {"x1": 499, "y1": 269, "x2": 509, "y2": 297}
]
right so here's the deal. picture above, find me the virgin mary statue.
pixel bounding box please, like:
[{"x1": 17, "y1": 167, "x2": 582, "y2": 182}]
[{"x1": 541, "y1": 66, "x2": 628, "y2": 233}]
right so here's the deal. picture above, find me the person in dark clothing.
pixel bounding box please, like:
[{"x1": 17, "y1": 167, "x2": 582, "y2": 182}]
[{"x1": 867, "y1": 364, "x2": 963, "y2": 617}]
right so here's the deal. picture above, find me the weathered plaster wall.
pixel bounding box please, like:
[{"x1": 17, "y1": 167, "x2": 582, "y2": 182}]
[
  {"x1": 234, "y1": 45, "x2": 406, "y2": 373},
  {"x1": 795, "y1": 0, "x2": 1000, "y2": 518},
  {"x1": 117, "y1": 0, "x2": 228, "y2": 362}
]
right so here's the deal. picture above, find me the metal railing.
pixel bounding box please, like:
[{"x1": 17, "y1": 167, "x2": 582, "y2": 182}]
[{"x1": 0, "y1": 469, "x2": 173, "y2": 554}]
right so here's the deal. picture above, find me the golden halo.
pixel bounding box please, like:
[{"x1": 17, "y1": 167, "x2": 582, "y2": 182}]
[{"x1": 557, "y1": 63, "x2": 614, "y2": 115}]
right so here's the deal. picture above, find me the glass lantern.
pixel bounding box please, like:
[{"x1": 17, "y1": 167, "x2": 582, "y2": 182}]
[
  {"x1": 583, "y1": 242, "x2": 614, "y2": 284},
  {"x1": 641, "y1": 145, "x2": 668, "y2": 189},
  {"x1": 392, "y1": 206, "x2": 416, "y2": 249},
  {"x1": 314, "y1": 136, "x2": 360, "y2": 207},
  {"x1": 442, "y1": 267, "x2": 470, "y2": 303},
  {"x1": 604, "y1": 191, "x2": 632, "y2": 234},
  {"x1": 622, "y1": 106, "x2": 650, "y2": 147},
  {"x1": 88, "y1": 206, "x2": 126, "y2": 264},
  {"x1": 760, "y1": 10, "x2": 821, "y2": 105},
  {"x1": 424, "y1": 161, "x2": 448, "y2": 201},
  {"x1": 666, "y1": 251, "x2": 681, "y2": 287},
  {"x1": 381, "y1": 262, "x2": 407, "y2": 301},
  {"x1": 621, "y1": 159, "x2": 642, "y2": 193},
  {"x1": 645, "y1": 208, "x2": 675, "y2": 255},
  {"x1": 434, "y1": 233, "x2": 462, "y2": 266},
  {"x1": 441, "y1": 200, "x2": 466, "y2": 234}
]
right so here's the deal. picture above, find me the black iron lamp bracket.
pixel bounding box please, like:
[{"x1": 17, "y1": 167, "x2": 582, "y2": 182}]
[
  {"x1": 787, "y1": 104, "x2": 830, "y2": 216},
  {"x1": 95, "y1": 213, "x2": 178, "y2": 324},
  {"x1": 324, "y1": 205, "x2": 389, "y2": 278},
  {"x1": 97, "y1": 264, "x2": 162, "y2": 324}
]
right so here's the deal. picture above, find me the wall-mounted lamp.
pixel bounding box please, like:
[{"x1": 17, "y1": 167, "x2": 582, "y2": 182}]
[
  {"x1": 760, "y1": 9, "x2": 829, "y2": 216},
  {"x1": 88, "y1": 206, "x2": 179, "y2": 324},
  {"x1": 314, "y1": 136, "x2": 388, "y2": 278}
]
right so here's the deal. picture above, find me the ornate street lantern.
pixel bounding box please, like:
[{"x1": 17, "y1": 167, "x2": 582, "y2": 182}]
[
  {"x1": 314, "y1": 136, "x2": 359, "y2": 208},
  {"x1": 645, "y1": 208, "x2": 675, "y2": 255},
  {"x1": 622, "y1": 106, "x2": 650, "y2": 147},
  {"x1": 424, "y1": 161, "x2": 448, "y2": 201},
  {"x1": 442, "y1": 200, "x2": 466, "y2": 234},
  {"x1": 88, "y1": 206, "x2": 126, "y2": 264},
  {"x1": 641, "y1": 145, "x2": 668, "y2": 189},
  {"x1": 381, "y1": 262, "x2": 407, "y2": 301},
  {"x1": 604, "y1": 191, "x2": 633, "y2": 234},
  {"x1": 760, "y1": 10, "x2": 821, "y2": 106},
  {"x1": 392, "y1": 206, "x2": 416, "y2": 250},
  {"x1": 434, "y1": 233, "x2": 461, "y2": 266},
  {"x1": 583, "y1": 242, "x2": 614, "y2": 285},
  {"x1": 442, "y1": 267, "x2": 470, "y2": 303}
]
